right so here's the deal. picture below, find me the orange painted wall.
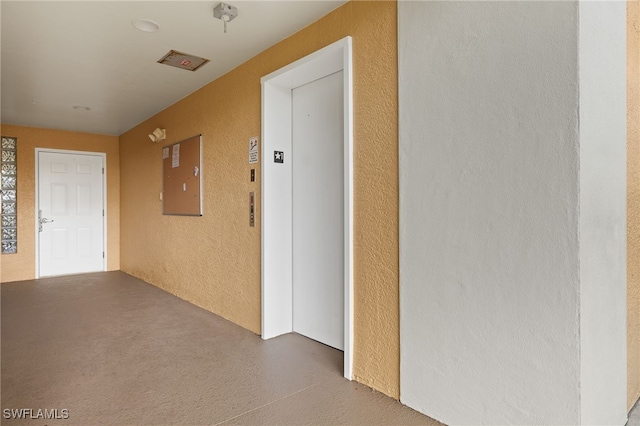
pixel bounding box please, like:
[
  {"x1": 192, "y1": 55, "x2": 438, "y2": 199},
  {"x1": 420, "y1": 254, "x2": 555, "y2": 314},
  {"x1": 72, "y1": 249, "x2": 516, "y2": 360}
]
[
  {"x1": 120, "y1": 1, "x2": 400, "y2": 397},
  {"x1": 0, "y1": 125, "x2": 120, "y2": 283},
  {"x1": 628, "y1": 0, "x2": 640, "y2": 411}
]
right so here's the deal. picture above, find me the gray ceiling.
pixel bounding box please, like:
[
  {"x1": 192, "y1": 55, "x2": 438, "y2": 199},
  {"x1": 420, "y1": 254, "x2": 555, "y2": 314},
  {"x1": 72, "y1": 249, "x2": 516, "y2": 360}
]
[{"x1": 1, "y1": 1, "x2": 346, "y2": 136}]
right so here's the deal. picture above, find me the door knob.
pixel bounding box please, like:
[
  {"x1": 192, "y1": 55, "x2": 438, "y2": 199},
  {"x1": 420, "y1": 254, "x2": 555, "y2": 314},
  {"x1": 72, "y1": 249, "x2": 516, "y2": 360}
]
[{"x1": 37, "y1": 210, "x2": 54, "y2": 232}]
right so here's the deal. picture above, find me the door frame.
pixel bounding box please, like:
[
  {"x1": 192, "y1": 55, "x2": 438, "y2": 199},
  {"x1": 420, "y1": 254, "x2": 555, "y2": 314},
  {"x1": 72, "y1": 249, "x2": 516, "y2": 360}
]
[
  {"x1": 35, "y1": 148, "x2": 107, "y2": 278},
  {"x1": 260, "y1": 36, "x2": 354, "y2": 380}
]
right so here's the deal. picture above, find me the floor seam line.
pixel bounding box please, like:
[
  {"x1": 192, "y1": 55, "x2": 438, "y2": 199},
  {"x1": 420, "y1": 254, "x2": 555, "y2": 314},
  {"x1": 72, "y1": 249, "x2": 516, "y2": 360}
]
[{"x1": 214, "y1": 383, "x2": 320, "y2": 425}]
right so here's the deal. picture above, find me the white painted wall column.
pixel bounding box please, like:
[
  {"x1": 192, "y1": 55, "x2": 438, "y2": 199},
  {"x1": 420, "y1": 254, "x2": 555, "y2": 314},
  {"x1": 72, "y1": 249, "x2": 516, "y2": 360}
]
[
  {"x1": 399, "y1": 2, "x2": 627, "y2": 424},
  {"x1": 578, "y1": 2, "x2": 627, "y2": 424}
]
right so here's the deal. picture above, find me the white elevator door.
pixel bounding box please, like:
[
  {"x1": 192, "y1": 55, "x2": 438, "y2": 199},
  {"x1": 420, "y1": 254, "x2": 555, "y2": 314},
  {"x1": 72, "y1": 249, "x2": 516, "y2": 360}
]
[
  {"x1": 38, "y1": 151, "x2": 104, "y2": 277},
  {"x1": 292, "y1": 70, "x2": 344, "y2": 350}
]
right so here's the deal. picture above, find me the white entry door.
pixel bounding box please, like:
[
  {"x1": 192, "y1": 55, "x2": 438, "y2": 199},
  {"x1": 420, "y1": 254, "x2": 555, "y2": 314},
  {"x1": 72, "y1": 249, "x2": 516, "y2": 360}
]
[
  {"x1": 292, "y1": 71, "x2": 344, "y2": 350},
  {"x1": 37, "y1": 151, "x2": 105, "y2": 277}
]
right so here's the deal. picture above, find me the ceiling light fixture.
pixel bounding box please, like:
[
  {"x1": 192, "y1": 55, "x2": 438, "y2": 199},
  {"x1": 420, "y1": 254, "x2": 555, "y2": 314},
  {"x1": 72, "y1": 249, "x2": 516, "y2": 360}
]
[
  {"x1": 132, "y1": 19, "x2": 160, "y2": 33},
  {"x1": 149, "y1": 128, "x2": 166, "y2": 143},
  {"x1": 213, "y1": 3, "x2": 237, "y2": 34}
]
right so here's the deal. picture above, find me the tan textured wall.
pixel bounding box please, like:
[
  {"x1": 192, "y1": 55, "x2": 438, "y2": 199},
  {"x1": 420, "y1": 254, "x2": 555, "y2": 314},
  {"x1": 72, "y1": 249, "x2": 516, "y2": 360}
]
[
  {"x1": 120, "y1": 1, "x2": 400, "y2": 397},
  {"x1": 0, "y1": 125, "x2": 120, "y2": 283},
  {"x1": 628, "y1": 0, "x2": 640, "y2": 412}
]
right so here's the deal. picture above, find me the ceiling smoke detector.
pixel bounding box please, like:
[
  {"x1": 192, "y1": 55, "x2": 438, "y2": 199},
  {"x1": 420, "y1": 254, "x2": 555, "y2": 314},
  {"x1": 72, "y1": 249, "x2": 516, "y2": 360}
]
[
  {"x1": 213, "y1": 3, "x2": 237, "y2": 33},
  {"x1": 157, "y1": 50, "x2": 210, "y2": 72}
]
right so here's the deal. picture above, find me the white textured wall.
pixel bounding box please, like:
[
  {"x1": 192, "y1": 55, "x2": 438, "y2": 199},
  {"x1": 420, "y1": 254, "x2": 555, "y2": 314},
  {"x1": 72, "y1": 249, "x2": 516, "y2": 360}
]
[
  {"x1": 399, "y1": 2, "x2": 581, "y2": 424},
  {"x1": 399, "y1": 2, "x2": 629, "y2": 424},
  {"x1": 578, "y1": 2, "x2": 627, "y2": 424}
]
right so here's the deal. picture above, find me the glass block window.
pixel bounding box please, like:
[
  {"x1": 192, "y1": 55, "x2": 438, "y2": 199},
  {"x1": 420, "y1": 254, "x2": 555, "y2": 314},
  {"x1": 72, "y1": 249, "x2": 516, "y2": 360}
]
[{"x1": 1, "y1": 136, "x2": 17, "y2": 253}]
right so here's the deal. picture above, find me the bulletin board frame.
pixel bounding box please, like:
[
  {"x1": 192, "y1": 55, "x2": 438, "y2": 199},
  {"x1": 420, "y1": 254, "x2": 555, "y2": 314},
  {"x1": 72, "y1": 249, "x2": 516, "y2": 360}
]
[{"x1": 162, "y1": 134, "x2": 202, "y2": 216}]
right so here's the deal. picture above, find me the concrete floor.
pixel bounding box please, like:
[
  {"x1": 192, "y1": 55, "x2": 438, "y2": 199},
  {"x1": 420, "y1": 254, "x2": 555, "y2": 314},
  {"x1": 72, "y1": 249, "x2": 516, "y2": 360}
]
[
  {"x1": 1, "y1": 271, "x2": 439, "y2": 426},
  {"x1": 630, "y1": 398, "x2": 640, "y2": 426}
]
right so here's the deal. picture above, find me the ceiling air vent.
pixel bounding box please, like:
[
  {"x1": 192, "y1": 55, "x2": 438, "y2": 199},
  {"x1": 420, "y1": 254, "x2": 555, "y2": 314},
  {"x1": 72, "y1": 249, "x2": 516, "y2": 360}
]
[{"x1": 157, "y1": 50, "x2": 210, "y2": 72}]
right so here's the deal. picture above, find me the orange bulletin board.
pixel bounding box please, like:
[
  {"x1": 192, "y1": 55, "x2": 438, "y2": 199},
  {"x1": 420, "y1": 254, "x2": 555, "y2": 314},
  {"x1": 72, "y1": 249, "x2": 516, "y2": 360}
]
[{"x1": 162, "y1": 135, "x2": 202, "y2": 216}]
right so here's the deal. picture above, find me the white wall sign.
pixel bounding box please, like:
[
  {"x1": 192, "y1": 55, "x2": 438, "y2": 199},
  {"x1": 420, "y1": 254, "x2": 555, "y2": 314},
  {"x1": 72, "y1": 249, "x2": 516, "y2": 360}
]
[
  {"x1": 172, "y1": 143, "x2": 180, "y2": 168},
  {"x1": 249, "y1": 137, "x2": 259, "y2": 164}
]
